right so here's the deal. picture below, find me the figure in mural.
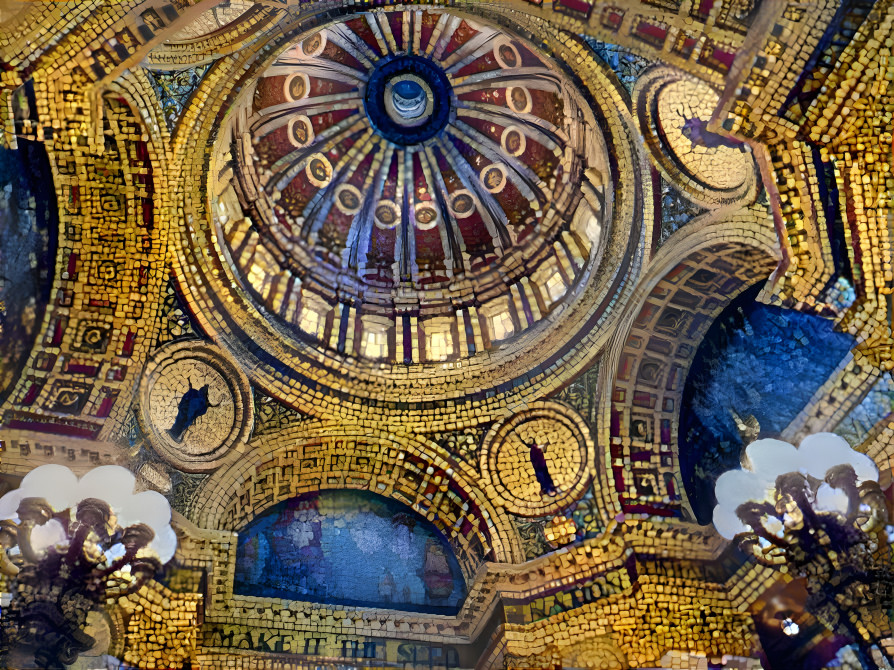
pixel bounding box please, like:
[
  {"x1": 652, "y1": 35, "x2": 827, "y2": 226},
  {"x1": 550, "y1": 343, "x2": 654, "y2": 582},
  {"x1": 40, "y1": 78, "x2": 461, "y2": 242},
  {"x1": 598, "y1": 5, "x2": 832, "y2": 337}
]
[
  {"x1": 167, "y1": 380, "x2": 214, "y2": 443},
  {"x1": 681, "y1": 117, "x2": 744, "y2": 150},
  {"x1": 422, "y1": 539, "x2": 455, "y2": 600},
  {"x1": 527, "y1": 441, "x2": 557, "y2": 496},
  {"x1": 378, "y1": 570, "x2": 396, "y2": 603}
]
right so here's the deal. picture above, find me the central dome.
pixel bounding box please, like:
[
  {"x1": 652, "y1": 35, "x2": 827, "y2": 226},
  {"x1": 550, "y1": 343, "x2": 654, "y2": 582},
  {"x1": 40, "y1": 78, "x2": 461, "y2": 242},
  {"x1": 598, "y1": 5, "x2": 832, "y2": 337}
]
[
  {"x1": 217, "y1": 9, "x2": 611, "y2": 365},
  {"x1": 186, "y1": 7, "x2": 648, "y2": 422}
]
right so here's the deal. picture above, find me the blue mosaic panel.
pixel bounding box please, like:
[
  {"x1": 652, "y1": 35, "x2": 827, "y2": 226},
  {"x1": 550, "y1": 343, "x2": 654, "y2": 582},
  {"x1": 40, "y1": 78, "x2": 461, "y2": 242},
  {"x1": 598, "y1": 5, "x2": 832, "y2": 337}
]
[
  {"x1": 656, "y1": 177, "x2": 707, "y2": 248},
  {"x1": 679, "y1": 285, "x2": 855, "y2": 523},
  {"x1": 582, "y1": 37, "x2": 652, "y2": 94},
  {"x1": 234, "y1": 490, "x2": 466, "y2": 613},
  {"x1": 0, "y1": 140, "x2": 57, "y2": 406},
  {"x1": 146, "y1": 65, "x2": 209, "y2": 131}
]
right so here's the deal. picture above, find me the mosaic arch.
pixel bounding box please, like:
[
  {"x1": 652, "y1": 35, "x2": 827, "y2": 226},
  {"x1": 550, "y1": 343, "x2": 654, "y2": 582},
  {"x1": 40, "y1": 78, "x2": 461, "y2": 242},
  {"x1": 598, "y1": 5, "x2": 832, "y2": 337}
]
[
  {"x1": 599, "y1": 210, "x2": 780, "y2": 519},
  {"x1": 191, "y1": 426, "x2": 527, "y2": 573},
  {"x1": 173, "y1": 5, "x2": 651, "y2": 428},
  {"x1": 0, "y1": 92, "x2": 170, "y2": 443}
]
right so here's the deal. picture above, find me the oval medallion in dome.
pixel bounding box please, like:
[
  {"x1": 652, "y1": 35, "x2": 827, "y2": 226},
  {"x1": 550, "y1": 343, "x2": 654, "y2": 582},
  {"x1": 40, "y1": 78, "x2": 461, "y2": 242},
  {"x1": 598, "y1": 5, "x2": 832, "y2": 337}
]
[{"x1": 184, "y1": 7, "x2": 650, "y2": 425}]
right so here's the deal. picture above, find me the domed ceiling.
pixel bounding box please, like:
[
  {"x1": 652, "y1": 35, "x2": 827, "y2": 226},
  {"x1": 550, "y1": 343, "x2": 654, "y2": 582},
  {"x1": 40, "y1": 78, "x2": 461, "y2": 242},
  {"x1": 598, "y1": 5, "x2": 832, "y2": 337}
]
[
  {"x1": 180, "y1": 7, "x2": 649, "y2": 422},
  {"x1": 231, "y1": 11, "x2": 593, "y2": 327}
]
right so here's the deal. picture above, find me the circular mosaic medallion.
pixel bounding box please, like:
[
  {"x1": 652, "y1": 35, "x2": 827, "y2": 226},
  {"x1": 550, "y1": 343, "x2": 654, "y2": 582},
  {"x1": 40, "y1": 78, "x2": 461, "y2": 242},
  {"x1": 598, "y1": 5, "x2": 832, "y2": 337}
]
[
  {"x1": 493, "y1": 38, "x2": 521, "y2": 69},
  {"x1": 305, "y1": 153, "x2": 333, "y2": 187},
  {"x1": 284, "y1": 72, "x2": 310, "y2": 101},
  {"x1": 506, "y1": 86, "x2": 532, "y2": 114},
  {"x1": 374, "y1": 200, "x2": 400, "y2": 229},
  {"x1": 501, "y1": 126, "x2": 526, "y2": 157},
  {"x1": 480, "y1": 402, "x2": 594, "y2": 516},
  {"x1": 138, "y1": 340, "x2": 253, "y2": 472},
  {"x1": 449, "y1": 190, "x2": 477, "y2": 218},
  {"x1": 480, "y1": 163, "x2": 507, "y2": 193},
  {"x1": 335, "y1": 184, "x2": 363, "y2": 215},
  {"x1": 414, "y1": 202, "x2": 439, "y2": 230},
  {"x1": 287, "y1": 115, "x2": 314, "y2": 148},
  {"x1": 300, "y1": 30, "x2": 326, "y2": 57},
  {"x1": 634, "y1": 67, "x2": 758, "y2": 207}
]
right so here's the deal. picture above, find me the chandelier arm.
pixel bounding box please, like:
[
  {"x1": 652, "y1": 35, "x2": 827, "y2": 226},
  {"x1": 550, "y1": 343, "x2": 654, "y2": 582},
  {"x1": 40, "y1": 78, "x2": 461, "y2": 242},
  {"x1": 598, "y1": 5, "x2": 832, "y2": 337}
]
[
  {"x1": 99, "y1": 532, "x2": 154, "y2": 577},
  {"x1": 0, "y1": 520, "x2": 20, "y2": 576},
  {"x1": 737, "y1": 535, "x2": 787, "y2": 566},
  {"x1": 751, "y1": 517, "x2": 792, "y2": 550},
  {"x1": 0, "y1": 549, "x2": 19, "y2": 576},
  {"x1": 63, "y1": 523, "x2": 92, "y2": 567},
  {"x1": 15, "y1": 522, "x2": 43, "y2": 565}
]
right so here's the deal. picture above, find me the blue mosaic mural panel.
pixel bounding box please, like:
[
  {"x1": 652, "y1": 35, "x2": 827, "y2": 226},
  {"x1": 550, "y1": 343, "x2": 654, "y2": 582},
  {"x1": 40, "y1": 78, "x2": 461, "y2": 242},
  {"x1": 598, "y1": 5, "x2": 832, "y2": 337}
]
[
  {"x1": 0, "y1": 140, "x2": 57, "y2": 406},
  {"x1": 234, "y1": 490, "x2": 466, "y2": 613},
  {"x1": 679, "y1": 285, "x2": 855, "y2": 523}
]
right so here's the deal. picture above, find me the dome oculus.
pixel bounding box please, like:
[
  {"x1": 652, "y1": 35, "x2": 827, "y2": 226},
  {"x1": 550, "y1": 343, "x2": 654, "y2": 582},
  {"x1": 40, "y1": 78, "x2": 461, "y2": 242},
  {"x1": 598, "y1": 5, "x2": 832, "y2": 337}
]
[{"x1": 365, "y1": 54, "x2": 452, "y2": 144}]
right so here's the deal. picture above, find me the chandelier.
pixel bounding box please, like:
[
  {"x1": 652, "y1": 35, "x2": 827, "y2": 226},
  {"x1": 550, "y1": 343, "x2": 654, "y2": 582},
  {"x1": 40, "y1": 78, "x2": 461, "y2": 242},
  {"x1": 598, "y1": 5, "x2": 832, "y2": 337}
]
[
  {"x1": 0, "y1": 465, "x2": 177, "y2": 669},
  {"x1": 714, "y1": 433, "x2": 894, "y2": 670}
]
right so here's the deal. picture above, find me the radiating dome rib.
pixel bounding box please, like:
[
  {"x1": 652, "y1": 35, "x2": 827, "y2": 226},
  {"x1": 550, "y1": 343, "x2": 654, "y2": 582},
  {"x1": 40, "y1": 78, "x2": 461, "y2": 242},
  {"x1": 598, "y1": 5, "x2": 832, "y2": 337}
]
[
  {"x1": 452, "y1": 68, "x2": 562, "y2": 92},
  {"x1": 266, "y1": 59, "x2": 370, "y2": 85},
  {"x1": 250, "y1": 96, "x2": 363, "y2": 137},
  {"x1": 302, "y1": 130, "x2": 379, "y2": 243},
  {"x1": 345, "y1": 143, "x2": 393, "y2": 270},
  {"x1": 450, "y1": 120, "x2": 547, "y2": 206},
  {"x1": 266, "y1": 117, "x2": 368, "y2": 194},
  {"x1": 417, "y1": 148, "x2": 462, "y2": 274},
  {"x1": 433, "y1": 136, "x2": 510, "y2": 254},
  {"x1": 327, "y1": 24, "x2": 379, "y2": 68},
  {"x1": 441, "y1": 32, "x2": 499, "y2": 73}
]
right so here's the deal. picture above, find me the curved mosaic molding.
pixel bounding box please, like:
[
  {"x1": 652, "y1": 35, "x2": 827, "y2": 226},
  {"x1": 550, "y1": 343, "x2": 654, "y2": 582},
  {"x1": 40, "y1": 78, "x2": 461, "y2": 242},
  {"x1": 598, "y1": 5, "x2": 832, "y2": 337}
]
[
  {"x1": 597, "y1": 207, "x2": 781, "y2": 518},
  {"x1": 144, "y1": 4, "x2": 282, "y2": 69},
  {"x1": 1, "y1": 0, "x2": 762, "y2": 94}
]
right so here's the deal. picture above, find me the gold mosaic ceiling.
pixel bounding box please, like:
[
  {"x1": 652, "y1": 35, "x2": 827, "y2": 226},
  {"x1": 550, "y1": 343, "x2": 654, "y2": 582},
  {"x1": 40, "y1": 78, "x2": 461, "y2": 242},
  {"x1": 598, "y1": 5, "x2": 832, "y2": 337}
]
[{"x1": 4, "y1": 0, "x2": 890, "y2": 665}]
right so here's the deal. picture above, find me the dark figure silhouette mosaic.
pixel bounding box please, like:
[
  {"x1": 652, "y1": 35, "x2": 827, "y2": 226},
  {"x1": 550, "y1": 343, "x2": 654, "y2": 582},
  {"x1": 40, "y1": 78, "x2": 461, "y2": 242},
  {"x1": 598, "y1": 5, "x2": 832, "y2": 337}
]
[
  {"x1": 527, "y1": 442, "x2": 557, "y2": 497},
  {"x1": 167, "y1": 382, "x2": 214, "y2": 443}
]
